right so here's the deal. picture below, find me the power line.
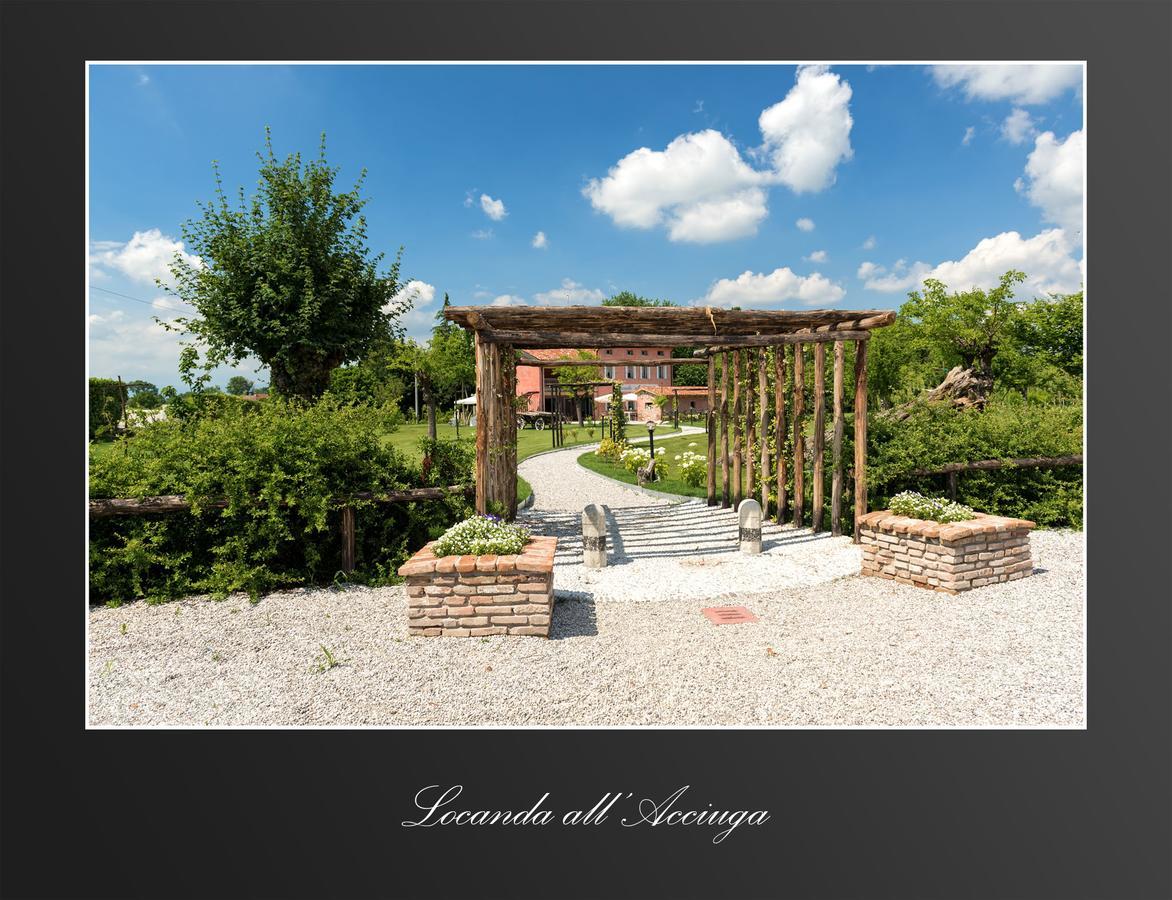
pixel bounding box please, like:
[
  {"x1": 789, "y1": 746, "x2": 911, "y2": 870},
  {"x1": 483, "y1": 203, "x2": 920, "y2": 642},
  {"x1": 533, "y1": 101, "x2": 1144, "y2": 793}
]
[{"x1": 89, "y1": 284, "x2": 191, "y2": 308}]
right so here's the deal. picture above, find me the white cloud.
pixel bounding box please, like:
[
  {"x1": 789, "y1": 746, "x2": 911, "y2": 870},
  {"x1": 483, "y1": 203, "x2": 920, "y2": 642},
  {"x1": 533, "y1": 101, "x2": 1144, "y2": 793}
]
[
  {"x1": 667, "y1": 188, "x2": 769, "y2": 242},
  {"x1": 582, "y1": 129, "x2": 769, "y2": 242},
  {"x1": 859, "y1": 229, "x2": 1082, "y2": 297},
  {"x1": 470, "y1": 229, "x2": 494, "y2": 240},
  {"x1": 88, "y1": 308, "x2": 261, "y2": 387},
  {"x1": 700, "y1": 267, "x2": 846, "y2": 308},
  {"x1": 490, "y1": 294, "x2": 528, "y2": 306},
  {"x1": 962, "y1": 125, "x2": 976, "y2": 146},
  {"x1": 584, "y1": 66, "x2": 853, "y2": 243},
  {"x1": 89, "y1": 229, "x2": 200, "y2": 287},
  {"x1": 137, "y1": 72, "x2": 150, "y2": 87},
  {"x1": 151, "y1": 297, "x2": 186, "y2": 312},
  {"x1": 531, "y1": 230, "x2": 548, "y2": 249},
  {"x1": 930, "y1": 64, "x2": 1083, "y2": 105},
  {"x1": 479, "y1": 194, "x2": 507, "y2": 221},
  {"x1": 1001, "y1": 108, "x2": 1037, "y2": 145},
  {"x1": 533, "y1": 278, "x2": 606, "y2": 306},
  {"x1": 862, "y1": 235, "x2": 877, "y2": 250},
  {"x1": 758, "y1": 65, "x2": 854, "y2": 193},
  {"x1": 1018, "y1": 129, "x2": 1084, "y2": 239},
  {"x1": 795, "y1": 217, "x2": 816, "y2": 232},
  {"x1": 385, "y1": 280, "x2": 438, "y2": 337},
  {"x1": 805, "y1": 249, "x2": 828, "y2": 263},
  {"x1": 693, "y1": 99, "x2": 704, "y2": 113}
]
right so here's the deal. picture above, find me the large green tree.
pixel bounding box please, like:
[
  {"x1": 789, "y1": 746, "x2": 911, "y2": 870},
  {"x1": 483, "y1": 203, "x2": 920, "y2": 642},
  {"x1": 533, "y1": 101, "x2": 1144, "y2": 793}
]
[
  {"x1": 225, "y1": 375, "x2": 254, "y2": 396},
  {"x1": 166, "y1": 129, "x2": 407, "y2": 400}
]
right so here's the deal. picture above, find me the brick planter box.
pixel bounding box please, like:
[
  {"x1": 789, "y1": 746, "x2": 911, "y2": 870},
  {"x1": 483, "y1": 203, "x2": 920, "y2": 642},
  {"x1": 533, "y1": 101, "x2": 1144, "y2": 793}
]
[
  {"x1": 397, "y1": 536, "x2": 557, "y2": 637},
  {"x1": 858, "y1": 511, "x2": 1035, "y2": 594}
]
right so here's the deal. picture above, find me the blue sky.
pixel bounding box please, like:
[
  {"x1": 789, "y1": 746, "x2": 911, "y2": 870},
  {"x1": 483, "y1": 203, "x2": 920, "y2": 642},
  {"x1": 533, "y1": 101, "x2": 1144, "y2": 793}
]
[{"x1": 88, "y1": 63, "x2": 1084, "y2": 388}]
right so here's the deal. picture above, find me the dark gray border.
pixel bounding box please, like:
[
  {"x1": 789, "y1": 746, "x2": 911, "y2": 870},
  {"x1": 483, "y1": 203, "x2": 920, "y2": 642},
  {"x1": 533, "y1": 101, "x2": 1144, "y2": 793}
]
[{"x1": 3, "y1": 2, "x2": 1170, "y2": 898}]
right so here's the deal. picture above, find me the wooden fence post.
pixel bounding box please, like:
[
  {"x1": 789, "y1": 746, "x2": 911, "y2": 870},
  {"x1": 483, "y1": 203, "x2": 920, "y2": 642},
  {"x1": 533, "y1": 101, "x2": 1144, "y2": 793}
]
[{"x1": 340, "y1": 505, "x2": 356, "y2": 574}]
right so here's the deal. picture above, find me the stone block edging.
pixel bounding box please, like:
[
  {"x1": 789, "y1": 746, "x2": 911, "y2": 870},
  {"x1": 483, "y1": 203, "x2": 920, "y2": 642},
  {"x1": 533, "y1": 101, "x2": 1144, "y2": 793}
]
[{"x1": 398, "y1": 536, "x2": 556, "y2": 637}]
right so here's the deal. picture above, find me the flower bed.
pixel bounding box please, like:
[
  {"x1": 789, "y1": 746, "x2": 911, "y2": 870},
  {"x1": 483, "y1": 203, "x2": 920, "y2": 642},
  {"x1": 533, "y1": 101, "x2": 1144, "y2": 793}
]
[
  {"x1": 398, "y1": 535, "x2": 557, "y2": 637},
  {"x1": 858, "y1": 510, "x2": 1035, "y2": 594}
]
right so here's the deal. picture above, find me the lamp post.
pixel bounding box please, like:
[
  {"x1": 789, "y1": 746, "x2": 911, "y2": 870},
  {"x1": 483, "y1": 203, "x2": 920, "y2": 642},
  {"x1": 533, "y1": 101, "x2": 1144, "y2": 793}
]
[{"x1": 646, "y1": 419, "x2": 657, "y2": 458}]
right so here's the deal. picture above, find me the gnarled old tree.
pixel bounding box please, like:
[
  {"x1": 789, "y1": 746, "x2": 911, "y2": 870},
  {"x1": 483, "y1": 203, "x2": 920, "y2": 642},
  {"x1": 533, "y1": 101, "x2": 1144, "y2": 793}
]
[
  {"x1": 880, "y1": 270, "x2": 1027, "y2": 417},
  {"x1": 166, "y1": 129, "x2": 407, "y2": 400}
]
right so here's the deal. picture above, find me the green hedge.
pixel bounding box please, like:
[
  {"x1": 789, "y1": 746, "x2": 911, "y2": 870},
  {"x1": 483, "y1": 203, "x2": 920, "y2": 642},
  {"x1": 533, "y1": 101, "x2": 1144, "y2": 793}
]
[
  {"x1": 89, "y1": 397, "x2": 474, "y2": 603},
  {"x1": 869, "y1": 396, "x2": 1083, "y2": 528}
]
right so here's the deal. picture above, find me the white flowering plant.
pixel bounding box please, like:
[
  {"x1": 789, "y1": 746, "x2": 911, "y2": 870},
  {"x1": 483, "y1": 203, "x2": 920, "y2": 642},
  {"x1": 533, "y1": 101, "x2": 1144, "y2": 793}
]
[
  {"x1": 431, "y1": 515, "x2": 531, "y2": 557},
  {"x1": 619, "y1": 445, "x2": 668, "y2": 479},
  {"x1": 673, "y1": 448, "x2": 708, "y2": 488},
  {"x1": 888, "y1": 491, "x2": 975, "y2": 524}
]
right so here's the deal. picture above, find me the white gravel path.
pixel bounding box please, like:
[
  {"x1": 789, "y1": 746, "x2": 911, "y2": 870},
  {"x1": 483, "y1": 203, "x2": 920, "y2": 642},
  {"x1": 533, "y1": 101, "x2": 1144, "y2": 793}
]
[
  {"x1": 89, "y1": 430, "x2": 1085, "y2": 727},
  {"x1": 519, "y1": 432, "x2": 862, "y2": 602}
]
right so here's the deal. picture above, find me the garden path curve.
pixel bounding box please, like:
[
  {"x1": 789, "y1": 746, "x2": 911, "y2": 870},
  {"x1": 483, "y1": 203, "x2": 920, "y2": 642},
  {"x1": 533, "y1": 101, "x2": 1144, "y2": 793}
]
[{"x1": 516, "y1": 427, "x2": 861, "y2": 603}]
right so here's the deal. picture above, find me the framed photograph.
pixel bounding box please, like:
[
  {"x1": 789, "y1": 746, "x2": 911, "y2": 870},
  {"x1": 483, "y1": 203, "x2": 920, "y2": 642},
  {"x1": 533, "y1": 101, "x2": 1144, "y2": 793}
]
[{"x1": 2, "y1": 2, "x2": 1169, "y2": 898}]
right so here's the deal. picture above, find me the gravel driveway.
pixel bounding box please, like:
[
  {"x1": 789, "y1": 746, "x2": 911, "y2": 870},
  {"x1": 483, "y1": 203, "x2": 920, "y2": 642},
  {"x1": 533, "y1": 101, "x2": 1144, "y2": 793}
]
[{"x1": 89, "y1": 432, "x2": 1085, "y2": 727}]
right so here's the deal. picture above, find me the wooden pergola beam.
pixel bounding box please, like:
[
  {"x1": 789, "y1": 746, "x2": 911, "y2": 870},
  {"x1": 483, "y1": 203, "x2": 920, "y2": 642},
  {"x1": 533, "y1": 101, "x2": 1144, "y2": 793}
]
[
  {"x1": 516, "y1": 356, "x2": 708, "y2": 368},
  {"x1": 691, "y1": 330, "x2": 872, "y2": 356}
]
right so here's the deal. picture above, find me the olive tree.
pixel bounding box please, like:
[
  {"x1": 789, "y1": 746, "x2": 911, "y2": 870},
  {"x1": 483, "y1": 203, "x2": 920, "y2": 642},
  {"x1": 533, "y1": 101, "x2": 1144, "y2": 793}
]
[{"x1": 166, "y1": 130, "x2": 408, "y2": 400}]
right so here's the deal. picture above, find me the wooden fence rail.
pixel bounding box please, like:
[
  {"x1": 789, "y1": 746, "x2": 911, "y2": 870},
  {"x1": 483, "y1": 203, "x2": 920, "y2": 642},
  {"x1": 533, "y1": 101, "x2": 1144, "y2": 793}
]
[
  {"x1": 904, "y1": 454, "x2": 1083, "y2": 501},
  {"x1": 89, "y1": 483, "x2": 477, "y2": 573}
]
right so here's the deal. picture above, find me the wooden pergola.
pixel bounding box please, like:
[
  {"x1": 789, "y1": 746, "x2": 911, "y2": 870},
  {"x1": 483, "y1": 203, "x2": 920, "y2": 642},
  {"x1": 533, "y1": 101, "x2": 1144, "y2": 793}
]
[{"x1": 444, "y1": 305, "x2": 895, "y2": 541}]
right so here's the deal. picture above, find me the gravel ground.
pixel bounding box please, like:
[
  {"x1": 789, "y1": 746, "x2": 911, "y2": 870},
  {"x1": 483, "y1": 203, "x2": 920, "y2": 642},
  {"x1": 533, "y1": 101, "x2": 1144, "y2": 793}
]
[{"x1": 88, "y1": 431, "x2": 1085, "y2": 727}]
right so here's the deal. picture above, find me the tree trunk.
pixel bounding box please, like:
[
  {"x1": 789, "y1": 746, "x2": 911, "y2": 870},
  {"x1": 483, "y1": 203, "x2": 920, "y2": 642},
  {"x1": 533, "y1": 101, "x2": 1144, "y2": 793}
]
[
  {"x1": 890, "y1": 365, "x2": 992, "y2": 420},
  {"x1": 423, "y1": 383, "x2": 437, "y2": 439}
]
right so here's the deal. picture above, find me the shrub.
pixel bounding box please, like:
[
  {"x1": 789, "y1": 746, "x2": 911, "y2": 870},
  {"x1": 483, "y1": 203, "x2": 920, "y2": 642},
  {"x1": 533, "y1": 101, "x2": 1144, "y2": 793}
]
[
  {"x1": 89, "y1": 378, "x2": 126, "y2": 440},
  {"x1": 595, "y1": 437, "x2": 629, "y2": 464},
  {"x1": 619, "y1": 446, "x2": 667, "y2": 479},
  {"x1": 869, "y1": 395, "x2": 1082, "y2": 528},
  {"x1": 89, "y1": 397, "x2": 471, "y2": 603},
  {"x1": 431, "y1": 515, "x2": 530, "y2": 557},
  {"x1": 673, "y1": 444, "x2": 708, "y2": 488},
  {"x1": 888, "y1": 491, "x2": 975, "y2": 523}
]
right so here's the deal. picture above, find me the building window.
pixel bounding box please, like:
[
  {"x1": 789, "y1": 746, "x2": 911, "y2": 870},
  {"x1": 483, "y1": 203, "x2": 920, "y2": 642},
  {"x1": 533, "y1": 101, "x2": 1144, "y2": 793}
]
[
  {"x1": 626, "y1": 401, "x2": 635, "y2": 411},
  {"x1": 644, "y1": 401, "x2": 654, "y2": 409},
  {"x1": 626, "y1": 350, "x2": 633, "y2": 356},
  {"x1": 657, "y1": 366, "x2": 666, "y2": 380},
  {"x1": 640, "y1": 366, "x2": 649, "y2": 379},
  {"x1": 641, "y1": 350, "x2": 648, "y2": 356},
  {"x1": 604, "y1": 349, "x2": 612, "y2": 356},
  {"x1": 689, "y1": 400, "x2": 696, "y2": 409},
  {"x1": 625, "y1": 366, "x2": 634, "y2": 379},
  {"x1": 656, "y1": 350, "x2": 664, "y2": 356},
  {"x1": 604, "y1": 366, "x2": 615, "y2": 379}
]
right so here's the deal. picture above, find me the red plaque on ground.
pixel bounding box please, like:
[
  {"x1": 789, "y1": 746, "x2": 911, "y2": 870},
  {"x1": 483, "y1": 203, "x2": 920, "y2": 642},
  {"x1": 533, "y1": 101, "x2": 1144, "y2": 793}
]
[{"x1": 701, "y1": 606, "x2": 758, "y2": 625}]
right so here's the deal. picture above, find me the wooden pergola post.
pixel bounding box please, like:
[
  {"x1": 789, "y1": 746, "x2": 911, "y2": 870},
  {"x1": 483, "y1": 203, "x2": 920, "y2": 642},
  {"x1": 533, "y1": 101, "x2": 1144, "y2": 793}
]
[
  {"x1": 745, "y1": 350, "x2": 755, "y2": 501},
  {"x1": 474, "y1": 334, "x2": 518, "y2": 519},
  {"x1": 758, "y1": 349, "x2": 769, "y2": 517},
  {"x1": 831, "y1": 340, "x2": 845, "y2": 537},
  {"x1": 732, "y1": 350, "x2": 743, "y2": 509},
  {"x1": 853, "y1": 339, "x2": 868, "y2": 542},
  {"x1": 720, "y1": 353, "x2": 730, "y2": 508},
  {"x1": 812, "y1": 342, "x2": 826, "y2": 533},
  {"x1": 792, "y1": 342, "x2": 805, "y2": 528},
  {"x1": 706, "y1": 356, "x2": 716, "y2": 505},
  {"x1": 775, "y1": 345, "x2": 787, "y2": 524}
]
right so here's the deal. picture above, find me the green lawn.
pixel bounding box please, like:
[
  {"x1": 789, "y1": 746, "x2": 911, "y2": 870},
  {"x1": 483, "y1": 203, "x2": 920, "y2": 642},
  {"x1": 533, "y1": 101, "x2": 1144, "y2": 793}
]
[{"x1": 576, "y1": 432, "x2": 711, "y2": 499}]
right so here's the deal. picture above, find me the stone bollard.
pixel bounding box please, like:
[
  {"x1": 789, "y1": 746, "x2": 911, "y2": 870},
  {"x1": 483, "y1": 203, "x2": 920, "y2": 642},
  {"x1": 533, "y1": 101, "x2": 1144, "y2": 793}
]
[
  {"x1": 582, "y1": 503, "x2": 608, "y2": 568},
  {"x1": 738, "y1": 499, "x2": 762, "y2": 555}
]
